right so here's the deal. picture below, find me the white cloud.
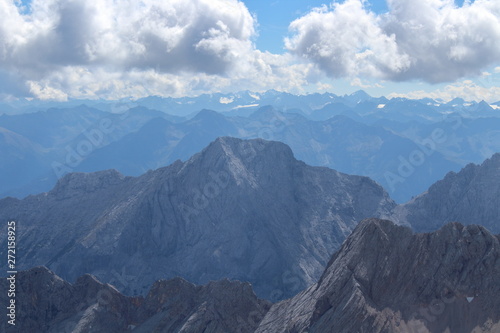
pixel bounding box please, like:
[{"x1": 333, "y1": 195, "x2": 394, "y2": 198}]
[
  {"x1": 27, "y1": 81, "x2": 68, "y2": 101},
  {"x1": 0, "y1": 0, "x2": 316, "y2": 100},
  {"x1": 286, "y1": 1, "x2": 411, "y2": 79},
  {"x1": 4, "y1": 0, "x2": 256, "y2": 75},
  {"x1": 287, "y1": 0, "x2": 500, "y2": 83},
  {"x1": 22, "y1": 52, "x2": 317, "y2": 100},
  {"x1": 388, "y1": 80, "x2": 500, "y2": 103},
  {"x1": 2, "y1": 0, "x2": 499, "y2": 100}
]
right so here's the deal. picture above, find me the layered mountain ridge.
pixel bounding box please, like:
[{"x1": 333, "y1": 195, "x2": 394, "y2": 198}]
[{"x1": 6, "y1": 102, "x2": 500, "y2": 202}]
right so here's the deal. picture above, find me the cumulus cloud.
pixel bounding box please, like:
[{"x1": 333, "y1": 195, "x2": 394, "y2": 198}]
[
  {"x1": 286, "y1": 0, "x2": 500, "y2": 83},
  {"x1": 3, "y1": 0, "x2": 499, "y2": 100},
  {"x1": 4, "y1": 0, "x2": 255, "y2": 75},
  {"x1": 0, "y1": 0, "x2": 317, "y2": 99},
  {"x1": 17, "y1": 51, "x2": 317, "y2": 100}
]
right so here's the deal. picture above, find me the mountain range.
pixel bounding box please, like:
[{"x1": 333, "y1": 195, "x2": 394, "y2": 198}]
[
  {"x1": 1, "y1": 137, "x2": 499, "y2": 304},
  {"x1": 3, "y1": 98, "x2": 499, "y2": 202},
  {"x1": 2, "y1": 90, "x2": 499, "y2": 119},
  {"x1": 72, "y1": 108, "x2": 463, "y2": 202},
  {"x1": 2, "y1": 218, "x2": 499, "y2": 332},
  {"x1": 0, "y1": 137, "x2": 396, "y2": 300}
]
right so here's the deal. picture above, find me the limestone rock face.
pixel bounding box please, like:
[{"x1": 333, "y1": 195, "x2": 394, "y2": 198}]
[
  {"x1": 256, "y1": 219, "x2": 500, "y2": 333},
  {"x1": 0, "y1": 137, "x2": 395, "y2": 300},
  {"x1": 394, "y1": 153, "x2": 500, "y2": 233}
]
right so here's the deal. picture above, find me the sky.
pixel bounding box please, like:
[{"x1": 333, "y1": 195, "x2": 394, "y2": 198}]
[{"x1": 1, "y1": 0, "x2": 499, "y2": 102}]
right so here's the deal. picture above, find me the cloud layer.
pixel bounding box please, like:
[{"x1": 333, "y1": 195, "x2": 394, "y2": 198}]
[
  {"x1": 4, "y1": 0, "x2": 255, "y2": 74},
  {"x1": 0, "y1": 0, "x2": 499, "y2": 100},
  {"x1": 286, "y1": 0, "x2": 500, "y2": 83},
  {"x1": 0, "y1": 0, "x2": 316, "y2": 99}
]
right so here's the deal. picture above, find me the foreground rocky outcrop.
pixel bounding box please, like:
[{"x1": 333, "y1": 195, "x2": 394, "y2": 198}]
[
  {"x1": 0, "y1": 137, "x2": 395, "y2": 300},
  {"x1": 1, "y1": 219, "x2": 499, "y2": 333},
  {"x1": 395, "y1": 153, "x2": 500, "y2": 233},
  {"x1": 256, "y1": 219, "x2": 500, "y2": 333},
  {"x1": 0, "y1": 267, "x2": 270, "y2": 333}
]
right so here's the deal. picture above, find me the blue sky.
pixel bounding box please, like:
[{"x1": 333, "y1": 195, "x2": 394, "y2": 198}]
[
  {"x1": 2, "y1": 0, "x2": 499, "y2": 102},
  {"x1": 246, "y1": 0, "x2": 472, "y2": 53},
  {"x1": 244, "y1": 0, "x2": 496, "y2": 100},
  {"x1": 245, "y1": 0, "x2": 389, "y2": 54}
]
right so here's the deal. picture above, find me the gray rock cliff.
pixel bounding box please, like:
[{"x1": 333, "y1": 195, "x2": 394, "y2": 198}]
[{"x1": 256, "y1": 218, "x2": 500, "y2": 333}]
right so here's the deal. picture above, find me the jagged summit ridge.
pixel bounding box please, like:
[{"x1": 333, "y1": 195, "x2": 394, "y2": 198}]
[{"x1": 256, "y1": 218, "x2": 500, "y2": 333}]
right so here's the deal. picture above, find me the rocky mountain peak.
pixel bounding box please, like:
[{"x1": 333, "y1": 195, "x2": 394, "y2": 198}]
[
  {"x1": 343, "y1": 89, "x2": 370, "y2": 101},
  {"x1": 8, "y1": 219, "x2": 498, "y2": 332},
  {"x1": 181, "y1": 136, "x2": 296, "y2": 188},
  {"x1": 0, "y1": 137, "x2": 395, "y2": 301}
]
